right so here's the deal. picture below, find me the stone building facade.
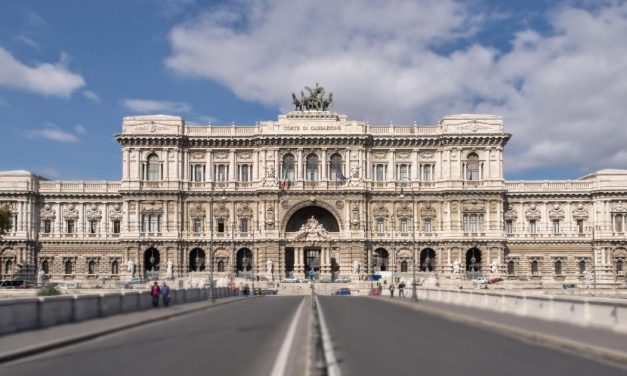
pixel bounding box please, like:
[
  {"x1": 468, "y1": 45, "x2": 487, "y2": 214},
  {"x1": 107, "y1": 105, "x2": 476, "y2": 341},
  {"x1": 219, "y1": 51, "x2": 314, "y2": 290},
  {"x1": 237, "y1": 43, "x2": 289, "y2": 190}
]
[{"x1": 1, "y1": 110, "x2": 626, "y2": 286}]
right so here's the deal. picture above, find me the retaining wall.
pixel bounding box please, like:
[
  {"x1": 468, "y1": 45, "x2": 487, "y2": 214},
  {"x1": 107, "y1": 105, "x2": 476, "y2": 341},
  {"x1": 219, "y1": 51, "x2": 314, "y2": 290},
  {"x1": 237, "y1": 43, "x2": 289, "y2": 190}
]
[
  {"x1": 0, "y1": 287, "x2": 233, "y2": 336},
  {"x1": 414, "y1": 288, "x2": 627, "y2": 333}
]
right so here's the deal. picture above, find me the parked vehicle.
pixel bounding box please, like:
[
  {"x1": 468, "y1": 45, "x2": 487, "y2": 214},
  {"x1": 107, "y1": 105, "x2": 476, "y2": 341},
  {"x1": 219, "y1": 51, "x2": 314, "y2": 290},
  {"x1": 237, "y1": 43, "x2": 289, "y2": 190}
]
[
  {"x1": 334, "y1": 276, "x2": 351, "y2": 283},
  {"x1": 281, "y1": 276, "x2": 299, "y2": 283},
  {"x1": 472, "y1": 277, "x2": 488, "y2": 285},
  {"x1": 563, "y1": 283, "x2": 579, "y2": 289},
  {"x1": 368, "y1": 287, "x2": 381, "y2": 296},
  {"x1": 333, "y1": 288, "x2": 351, "y2": 296},
  {"x1": 364, "y1": 275, "x2": 382, "y2": 281},
  {"x1": 0, "y1": 280, "x2": 34, "y2": 288},
  {"x1": 488, "y1": 277, "x2": 504, "y2": 284}
]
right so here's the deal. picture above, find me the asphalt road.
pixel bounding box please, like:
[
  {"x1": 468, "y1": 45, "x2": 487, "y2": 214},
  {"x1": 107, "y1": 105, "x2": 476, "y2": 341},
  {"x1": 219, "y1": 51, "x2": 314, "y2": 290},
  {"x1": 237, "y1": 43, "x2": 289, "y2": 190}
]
[
  {"x1": 317, "y1": 296, "x2": 626, "y2": 376},
  {"x1": 0, "y1": 296, "x2": 307, "y2": 376}
]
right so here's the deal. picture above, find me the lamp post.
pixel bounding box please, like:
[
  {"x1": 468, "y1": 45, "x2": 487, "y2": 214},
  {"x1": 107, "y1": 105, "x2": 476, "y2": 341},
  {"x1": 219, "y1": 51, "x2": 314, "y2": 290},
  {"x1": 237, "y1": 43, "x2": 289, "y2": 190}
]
[{"x1": 399, "y1": 177, "x2": 418, "y2": 302}]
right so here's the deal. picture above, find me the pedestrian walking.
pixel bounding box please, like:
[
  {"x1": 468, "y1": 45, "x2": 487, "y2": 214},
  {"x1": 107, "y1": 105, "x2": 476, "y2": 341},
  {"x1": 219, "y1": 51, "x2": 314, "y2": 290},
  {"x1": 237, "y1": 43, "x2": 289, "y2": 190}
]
[
  {"x1": 239, "y1": 282, "x2": 244, "y2": 297},
  {"x1": 398, "y1": 282, "x2": 405, "y2": 297},
  {"x1": 377, "y1": 282, "x2": 383, "y2": 295},
  {"x1": 161, "y1": 282, "x2": 171, "y2": 307},
  {"x1": 244, "y1": 283, "x2": 250, "y2": 296},
  {"x1": 389, "y1": 283, "x2": 395, "y2": 298},
  {"x1": 150, "y1": 281, "x2": 161, "y2": 307},
  {"x1": 310, "y1": 282, "x2": 315, "y2": 298}
]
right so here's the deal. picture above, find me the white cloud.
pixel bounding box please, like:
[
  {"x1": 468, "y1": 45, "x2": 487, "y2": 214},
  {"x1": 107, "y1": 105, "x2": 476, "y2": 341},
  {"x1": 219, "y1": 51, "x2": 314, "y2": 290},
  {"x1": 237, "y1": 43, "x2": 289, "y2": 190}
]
[
  {"x1": 0, "y1": 48, "x2": 85, "y2": 97},
  {"x1": 82, "y1": 90, "x2": 100, "y2": 102},
  {"x1": 166, "y1": 1, "x2": 627, "y2": 176},
  {"x1": 122, "y1": 98, "x2": 191, "y2": 114},
  {"x1": 73, "y1": 124, "x2": 87, "y2": 135},
  {"x1": 14, "y1": 35, "x2": 39, "y2": 48},
  {"x1": 26, "y1": 123, "x2": 80, "y2": 143}
]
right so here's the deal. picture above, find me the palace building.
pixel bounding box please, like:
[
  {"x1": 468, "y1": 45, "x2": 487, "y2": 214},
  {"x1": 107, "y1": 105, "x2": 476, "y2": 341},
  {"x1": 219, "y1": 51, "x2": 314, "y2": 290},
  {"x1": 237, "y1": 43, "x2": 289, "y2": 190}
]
[{"x1": 1, "y1": 89, "x2": 626, "y2": 287}]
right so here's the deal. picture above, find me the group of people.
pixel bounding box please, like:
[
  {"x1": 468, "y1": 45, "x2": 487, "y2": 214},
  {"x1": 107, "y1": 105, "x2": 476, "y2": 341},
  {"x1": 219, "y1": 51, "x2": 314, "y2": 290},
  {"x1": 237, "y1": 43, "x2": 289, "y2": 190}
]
[
  {"x1": 388, "y1": 281, "x2": 406, "y2": 298},
  {"x1": 150, "y1": 281, "x2": 171, "y2": 307}
]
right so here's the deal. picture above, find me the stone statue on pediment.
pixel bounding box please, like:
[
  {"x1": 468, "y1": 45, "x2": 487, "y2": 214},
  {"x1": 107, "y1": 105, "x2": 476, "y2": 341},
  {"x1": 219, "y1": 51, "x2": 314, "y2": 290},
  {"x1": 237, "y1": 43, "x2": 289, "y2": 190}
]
[
  {"x1": 295, "y1": 216, "x2": 330, "y2": 240},
  {"x1": 262, "y1": 166, "x2": 279, "y2": 187},
  {"x1": 347, "y1": 166, "x2": 363, "y2": 187}
]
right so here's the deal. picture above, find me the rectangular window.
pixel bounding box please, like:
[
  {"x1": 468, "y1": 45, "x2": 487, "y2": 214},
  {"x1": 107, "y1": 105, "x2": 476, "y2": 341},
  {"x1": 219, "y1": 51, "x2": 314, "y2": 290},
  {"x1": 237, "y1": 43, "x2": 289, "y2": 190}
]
[
  {"x1": 505, "y1": 220, "x2": 513, "y2": 234},
  {"x1": 422, "y1": 164, "x2": 433, "y2": 181},
  {"x1": 577, "y1": 219, "x2": 584, "y2": 234},
  {"x1": 193, "y1": 218, "x2": 202, "y2": 233},
  {"x1": 552, "y1": 219, "x2": 560, "y2": 235},
  {"x1": 214, "y1": 164, "x2": 229, "y2": 182},
  {"x1": 238, "y1": 164, "x2": 252, "y2": 182},
  {"x1": 615, "y1": 215, "x2": 623, "y2": 232},
  {"x1": 190, "y1": 164, "x2": 205, "y2": 182},
  {"x1": 113, "y1": 220, "x2": 121, "y2": 234},
  {"x1": 376, "y1": 219, "x2": 384, "y2": 233},
  {"x1": 463, "y1": 214, "x2": 483, "y2": 233},
  {"x1": 66, "y1": 220, "x2": 75, "y2": 234},
  {"x1": 89, "y1": 220, "x2": 98, "y2": 234},
  {"x1": 11, "y1": 214, "x2": 17, "y2": 231},
  {"x1": 43, "y1": 220, "x2": 51, "y2": 234},
  {"x1": 217, "y1": 219, "x2": 225, "y2": 233},
  {"x1": 397, "y1": 164, "x2": 409, "y2": 181},
  {"x1": 424, "y1": 219, "x2": 432, "y2": 233},
  {"x1": 143, "y1": 214, "x2": 161, "y2": 233},
  {"x1": 373, "y1": 164, "x2": 387, "y2": 182},
  {"x1": 529, "y1": 220, "x2": 537, "y2": 234},
  {"x1": 240, "y1": 218, "x2": 249, "y2": 233},
  {"x1": 399, "y1": 219, "x2": 408, "y2": 233}
]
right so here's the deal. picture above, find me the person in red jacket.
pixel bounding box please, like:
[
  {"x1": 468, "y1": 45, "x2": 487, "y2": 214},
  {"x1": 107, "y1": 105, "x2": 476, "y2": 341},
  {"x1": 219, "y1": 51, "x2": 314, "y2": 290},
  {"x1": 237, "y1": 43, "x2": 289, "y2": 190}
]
[{"x1": 150, "y1": 281, "x2": 161, "y2": 307}]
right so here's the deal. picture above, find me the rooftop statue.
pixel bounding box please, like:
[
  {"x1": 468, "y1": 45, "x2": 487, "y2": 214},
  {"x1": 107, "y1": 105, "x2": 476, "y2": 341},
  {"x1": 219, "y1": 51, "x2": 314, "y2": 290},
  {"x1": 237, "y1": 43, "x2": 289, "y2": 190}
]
[{"x1": 291, "y1": 83, "x2": 333, "y2": 111}]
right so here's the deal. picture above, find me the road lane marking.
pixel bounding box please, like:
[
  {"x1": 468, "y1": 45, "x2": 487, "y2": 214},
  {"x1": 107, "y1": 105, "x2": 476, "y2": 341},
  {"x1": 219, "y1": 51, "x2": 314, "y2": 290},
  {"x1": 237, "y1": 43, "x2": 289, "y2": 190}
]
[
  {"x1": 315, "y1": 296, "x2": 343, "y2": 376},
  {"x1": 270, "y1": 297, "x2": 306, "y2": 376}
]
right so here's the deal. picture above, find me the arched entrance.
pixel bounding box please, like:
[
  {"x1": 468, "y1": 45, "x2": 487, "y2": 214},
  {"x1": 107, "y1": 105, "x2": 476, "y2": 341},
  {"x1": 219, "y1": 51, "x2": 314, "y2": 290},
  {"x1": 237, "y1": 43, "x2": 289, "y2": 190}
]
[
  {"x1": 189, "y1": 248, "x2": 206, "y2": 272},
  {"x1": 285, "y1": 206, "x2": 340, "y2": 232},
  {"x1": 466, "y1": 248, "x2": 482, "y2": 273},
  {"x1": 144, "y1": 248, "x2": 160, "y2": 280},
  {"x1": 373, "y1": 248, "x2": 389, "y2": 272},
  {"x1": 420, "y1": 248, "x2": 436, "y2": 272},
  {"x1": 236, "y1": 248, "x2": 253, "y2": 277}
]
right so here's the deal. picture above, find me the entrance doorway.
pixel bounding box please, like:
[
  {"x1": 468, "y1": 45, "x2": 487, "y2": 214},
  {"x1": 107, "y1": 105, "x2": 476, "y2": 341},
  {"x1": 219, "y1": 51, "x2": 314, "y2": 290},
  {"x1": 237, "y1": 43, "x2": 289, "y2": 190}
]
[
  {"x1": 304, "y1": 247, "x2": 321, "y2": 280},
  {"x1": 285, "y1": 247, "x2": 294, "y2": 276}
]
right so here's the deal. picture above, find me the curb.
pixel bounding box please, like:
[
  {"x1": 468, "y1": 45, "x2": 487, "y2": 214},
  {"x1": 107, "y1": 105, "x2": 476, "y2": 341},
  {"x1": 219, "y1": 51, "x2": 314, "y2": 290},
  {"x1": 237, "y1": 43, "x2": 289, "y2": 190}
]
[
  {"x1": 377, "y1": 297, "x2": 627, "y2": 368},
  {"x1": 0, "y1": 296, "x2": 256, "y2": 365}
]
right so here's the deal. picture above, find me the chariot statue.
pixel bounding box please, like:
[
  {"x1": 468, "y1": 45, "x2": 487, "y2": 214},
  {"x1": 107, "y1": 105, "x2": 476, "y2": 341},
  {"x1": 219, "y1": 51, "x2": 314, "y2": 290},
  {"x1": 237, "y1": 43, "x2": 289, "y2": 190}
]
[{"x1": 291, "y1": 83, "x2": 333, "y2": 111}]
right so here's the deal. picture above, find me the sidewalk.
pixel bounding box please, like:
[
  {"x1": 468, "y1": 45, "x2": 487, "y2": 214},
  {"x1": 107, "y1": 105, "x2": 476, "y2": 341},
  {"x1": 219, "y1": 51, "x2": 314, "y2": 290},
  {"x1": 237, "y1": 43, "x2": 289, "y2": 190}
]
[
  {"x1": 383, "y1": 295, "x2": 627, "y2": 367},
  {"x1": 0, "y1": 296, "x2": 251, "y2": 364}
]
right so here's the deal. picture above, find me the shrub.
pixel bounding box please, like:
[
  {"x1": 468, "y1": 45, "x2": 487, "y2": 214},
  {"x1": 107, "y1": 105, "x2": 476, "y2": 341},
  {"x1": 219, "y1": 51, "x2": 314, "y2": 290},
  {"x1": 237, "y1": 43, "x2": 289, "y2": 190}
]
[{"x1": 37, "y1": 285, "x2": 61, "y2": 296}]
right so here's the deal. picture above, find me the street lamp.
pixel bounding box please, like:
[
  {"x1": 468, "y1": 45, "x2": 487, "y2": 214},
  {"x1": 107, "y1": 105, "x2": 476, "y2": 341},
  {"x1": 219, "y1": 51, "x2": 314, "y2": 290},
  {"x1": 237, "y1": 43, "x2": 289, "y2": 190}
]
[{"x1": 399, "y1": 177, "x2": 418, "y2": 302}]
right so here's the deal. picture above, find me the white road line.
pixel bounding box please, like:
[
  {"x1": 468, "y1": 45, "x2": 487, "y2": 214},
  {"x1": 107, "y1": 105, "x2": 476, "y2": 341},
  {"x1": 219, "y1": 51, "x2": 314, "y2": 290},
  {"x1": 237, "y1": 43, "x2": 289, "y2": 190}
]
[
  {"x1": 315, "y1": 296, "x2": 343, "y2": 376},
  {"x1": 270, "y1": 297, "x2": 306, "y2": 376}
]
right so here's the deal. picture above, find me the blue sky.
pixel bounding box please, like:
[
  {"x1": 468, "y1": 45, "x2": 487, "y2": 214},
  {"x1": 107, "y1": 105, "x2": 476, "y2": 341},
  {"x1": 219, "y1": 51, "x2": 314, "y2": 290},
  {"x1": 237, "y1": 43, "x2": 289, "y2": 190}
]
[{"x1": 0, "y1": 0, "x2": 626, "y2": 181}]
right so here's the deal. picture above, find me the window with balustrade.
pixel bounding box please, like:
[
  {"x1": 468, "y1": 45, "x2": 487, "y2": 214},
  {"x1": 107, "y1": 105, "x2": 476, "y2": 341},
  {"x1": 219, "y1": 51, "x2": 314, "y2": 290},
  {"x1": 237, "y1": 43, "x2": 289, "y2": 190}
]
[
  {"x1": 423, "y1": 219, "x2": 432, "y2": 233},
  {"x1": 505, "y1": 220, "x2": 513, "y2": 234},
  {"x1": 329, "y1": 153, "x2": 344, "y2": 181},
  {"x1": 531, "y1": 260, "x2": 539, "y2": 275},
  {"x1": 193, "y1": 218, "x2": 202, "y2": 234},
  {"x1": 281, "y1": 154, "x2": 295, "y2": 181},
  {"x1": 237, "y1": 164, "x2": 252, "y2": 182},
  {"x1": 43, "y1": 220, "x2": 51, "y2": 234},
  {"x1": 554, "y1": 260, "x2": 563, "y2": 275},
  {"x1": 240, "y1": 218, "x2": 249, "y2": 233},
  {"x1": 552, "y1": 220, "x2": 560, "y2": 235},
  {"x1": 89, "y1": 220, "x2": 98, "y2": 234},
  {"x1": 112, "y1": 220, "x2": 121, "y2": 234},
  {"x1": 463, "y1": 213, "x2": 483, "y2": 233},
  {"x1": 420, "y1": 164, "x2": 434, "y2": 181},
  {"x1": 529, "y1": 220, "x2": 537, "y2": 234},
  {"x1": 464, "y1": 153, "x2": 481, "y2": 181},
  {"x1": 376, "y1": 219, "x2": 385, "y2": 233},
  {"x1": 399, "y1": 219, "x2": 408, "y2": 233},
  {"x1": 577, "y1": 219, "x2": 584, "y2": 234},
  {"x1": 66, "y1": 220, "x2": 75, "y2": 234}
]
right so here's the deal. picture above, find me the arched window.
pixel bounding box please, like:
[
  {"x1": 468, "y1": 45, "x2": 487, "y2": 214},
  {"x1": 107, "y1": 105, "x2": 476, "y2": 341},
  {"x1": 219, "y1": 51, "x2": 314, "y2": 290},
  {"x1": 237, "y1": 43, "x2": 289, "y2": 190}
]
[
  {"x1": 88, "y1": 260, "x2": 96, "y2": 275},
  {"x1": 64, "y1": 260, "x2": 73, "y2": 275},
  {"x1": 282, "y1": 153, "x2": 295, "y2": 181},
  {"x1": 531, "y1": 260, "x2": 539, "y2": 275},
  {"x1": 5, "y1": 260, "x2": 12, "y2": 274},
  {"x1": 373, "y1": 248, "x2": 389, "y2": 271},
  {"x1": 466, "y1": 248, "x2": 482, "y2": 272},
  {"x1": 400, "y1": 260, "x2": 408, "y2": 272},
  {"x1": 507, "y1": 260, "x2": 515, "y2": 274},
  {"x1": 616, "y1": 259, "x2": 624, "y2": 273},
  {"x1": 146, "y1": 153, "x2": 161, "y2": 181},
  {"x1": 306, "y1": 153, "x2": 319, "y2": 181},
  {"x1": 189, "y1": 248, "x2": 206, "y2": 272},
  {"x1": 329, "y1": 153, "x2": 344, "y2": 181},
  {"x1": 554, "y1": 260, "x2": 562, "y2": 275},
  {"x1": 217, "y1": 260, "x2": 225, "y2": 272},
  {"x1": 466, "y1": 153, "x2": 480, "y2": 181},
  {"x1": 111, "y1": 260, "x2": 119, "y2": 275},
  {"x1": 420, "y1": 249, "x2": 436, "y2": 272},
  {"x1": 42, "y1": 260, "x2": 49, "y2": 274},
  {"x1": 578, "y1": 260, "x2": 586, "y2": 274}
]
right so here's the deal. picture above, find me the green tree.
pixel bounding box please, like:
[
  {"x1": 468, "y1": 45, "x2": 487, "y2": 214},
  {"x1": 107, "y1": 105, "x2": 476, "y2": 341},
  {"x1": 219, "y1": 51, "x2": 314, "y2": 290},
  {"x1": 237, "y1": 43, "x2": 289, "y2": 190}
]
[{"x1": 0, "y1": 205, "x2": 12, "y2": 238}]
